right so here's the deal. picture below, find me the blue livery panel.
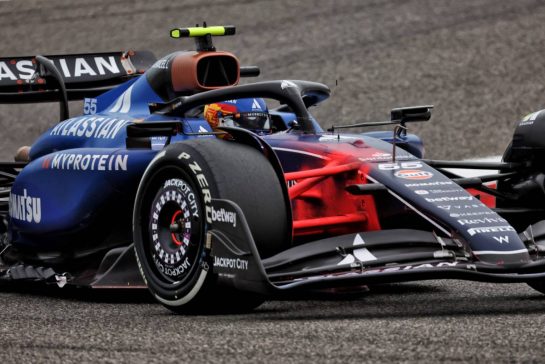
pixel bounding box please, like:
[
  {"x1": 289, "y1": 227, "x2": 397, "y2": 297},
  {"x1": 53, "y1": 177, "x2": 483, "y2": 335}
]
[{"x1": 10, "y1": 148, "x2": 157, "y2": 248}]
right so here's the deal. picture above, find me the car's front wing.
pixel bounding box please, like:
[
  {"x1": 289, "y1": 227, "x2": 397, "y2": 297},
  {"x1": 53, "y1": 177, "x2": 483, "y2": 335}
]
[{"x1": 209, "y1": 199, "x2": 545, "y2": 295}]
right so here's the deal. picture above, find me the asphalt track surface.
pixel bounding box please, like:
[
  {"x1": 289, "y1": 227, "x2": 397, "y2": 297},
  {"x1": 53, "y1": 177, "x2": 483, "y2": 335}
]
[
  {"x1": 2, "y1": 281, "x2": 545, "y2": 363},
  {"x1": 2, "y1": 0, "x2": 545, "y2": 362}
]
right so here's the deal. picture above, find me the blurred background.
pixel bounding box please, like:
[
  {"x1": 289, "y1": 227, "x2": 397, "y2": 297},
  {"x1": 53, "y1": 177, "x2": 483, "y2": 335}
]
[{"x1": 1, "y1": 0, "x2": 545, "y2": 160}]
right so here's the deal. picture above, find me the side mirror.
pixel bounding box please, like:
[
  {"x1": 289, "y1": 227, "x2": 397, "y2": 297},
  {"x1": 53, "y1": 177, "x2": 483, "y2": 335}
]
[{"x1": 391, "y1": 105, "x2": 433, "y2": 124}]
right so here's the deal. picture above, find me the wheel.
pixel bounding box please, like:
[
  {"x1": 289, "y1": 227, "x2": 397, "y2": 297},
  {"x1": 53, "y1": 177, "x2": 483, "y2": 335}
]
[{"x1": 133, "y1": 138, "x2": 289, "y2": 313}]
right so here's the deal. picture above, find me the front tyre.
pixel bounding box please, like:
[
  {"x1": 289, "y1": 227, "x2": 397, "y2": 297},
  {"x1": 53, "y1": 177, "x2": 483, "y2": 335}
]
[
  {"x1": 139, "y1": 166, "x2": 208, "y2": 309},
  {"x1": 133, "y1": 139, "x2": 289, "y2": 313}
]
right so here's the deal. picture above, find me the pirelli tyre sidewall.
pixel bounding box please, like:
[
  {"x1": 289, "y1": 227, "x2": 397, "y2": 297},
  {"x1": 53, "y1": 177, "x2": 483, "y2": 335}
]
[{"x1": 134, "y1": 138, "x2": 288, "y2": 311}]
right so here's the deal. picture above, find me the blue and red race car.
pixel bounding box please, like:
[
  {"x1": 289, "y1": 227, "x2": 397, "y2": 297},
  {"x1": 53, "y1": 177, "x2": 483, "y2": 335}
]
[{"x1": 1, "y1": 25, "x2": 545, "y2": 313}]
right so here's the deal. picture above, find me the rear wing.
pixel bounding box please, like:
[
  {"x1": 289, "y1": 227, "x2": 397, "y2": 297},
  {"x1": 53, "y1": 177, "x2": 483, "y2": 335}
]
[{"x1": 0, "y1": 50, "x2": 156, "y2": 103}]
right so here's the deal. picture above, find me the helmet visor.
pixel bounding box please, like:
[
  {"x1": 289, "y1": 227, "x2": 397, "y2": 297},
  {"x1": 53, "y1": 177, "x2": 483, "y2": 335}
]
[{"x1": 233, "y1": 112, "x2": 270, "y2": 130}]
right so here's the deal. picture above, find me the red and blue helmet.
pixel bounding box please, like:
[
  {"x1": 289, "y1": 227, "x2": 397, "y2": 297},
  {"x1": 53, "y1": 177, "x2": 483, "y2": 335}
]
[{"x1": 204, "y1": 98, "x2": 270, "y2": 133}]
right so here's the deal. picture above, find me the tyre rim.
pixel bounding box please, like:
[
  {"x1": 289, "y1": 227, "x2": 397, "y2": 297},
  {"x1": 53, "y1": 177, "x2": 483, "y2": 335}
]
[{"x1": 148, "y1": 177, "x2": 202, "y2": 282}]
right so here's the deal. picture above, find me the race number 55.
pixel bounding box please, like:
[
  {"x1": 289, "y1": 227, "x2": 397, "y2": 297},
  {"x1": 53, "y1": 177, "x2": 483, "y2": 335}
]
[
  {"x1": 83, "y1": 98, "x2": 97, "y2": 115},
  {"x1": 378, "y1": 162, "x2": 423, "y2": 170}
]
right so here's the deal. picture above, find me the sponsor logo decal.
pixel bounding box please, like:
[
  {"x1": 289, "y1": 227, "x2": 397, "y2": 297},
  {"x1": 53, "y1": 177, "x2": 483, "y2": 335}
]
[
  {"x1": 438, "y1": 204, "x2": 483, "y2": 210},
  {"x1": 493, "y1": 236, "x2": 510, "y2": 244},
  {"x1": 0, "y1": 56, "x2": 121, "y2": 81},
  {"x1": 420, "y1": 189, "x2": 463, "y2": 194},
  {"x1": 213, "y1": 256, "x2": 249, "y2": 270},
  {"x1": 49, "y1": 116, "x2": 131, "y2": 139},
  {"x1": 154, "y1": 256, "x2": 191, "y2": 277},
  {"x1": 358, "y1": 261, "x2": 477, "y2": 275},
  {"x1": 164, "y1": 178, "x2": 199, "y2": 218},
  {"x1": 413, "y1": 188, "x2": 463, "y2": 195},
  {"x1": 432, "y1": 189, "x2": 462, "y2": 193},
  {"x1": 251, "y1": 98, "x2": 262, "y2": 110},
  {"x1": 358, "y1": 152, "x2": 392, "y2": 162},
  {"x1": 178, "y1": 152, "x2": 212, "y2": 224},
  {"x1": 9, "y1": 189, "x2": 41, "y2": 223},
  {"x1": 337, "y1": 234, "x2": 377, "y2": 266},
  {"x1": 457, "y1": 217, "x2": 506, "y2": 226},
  {"x1": 211, "y1": 207, "x2": 237, "y2": 227},
  {"x1": 319, "y1": 134, "x2": 359, "y2": 143},
  {"x1": 467, "y1": 226, "x2": 515, "y2": 236},
  {"x1": 426, "y1": 196, "x2": 473, "y2": 202},
  {"x1": 151, "y1": 136, "x2": 168, "y2": 147},
  {"x1": 405, "y1": 181, "x2": 453, "y2": 187},
  {"x1": 360, "y1": 155, "x2": 415, "y2": 162},
  {"x1": 44, "y1": 153, "x2": 128, "y2": 171},
  {"x1": 449, "y1": 211, "x2": 496, "y2": 218},
  {"x1": 395, "y1": 169, "x2": 433, "y2": 180}
]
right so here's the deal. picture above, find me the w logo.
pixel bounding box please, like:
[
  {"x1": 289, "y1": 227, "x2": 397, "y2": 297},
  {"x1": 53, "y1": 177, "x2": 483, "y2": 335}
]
[{"x1": 493, "y1": 236, "x2": 509, "y2": 244}]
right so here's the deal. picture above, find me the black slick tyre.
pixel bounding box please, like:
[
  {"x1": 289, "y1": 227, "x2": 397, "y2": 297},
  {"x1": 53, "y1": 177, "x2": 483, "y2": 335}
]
[{"x1": 133, "y1": 138, "x2": 289, "y2": 313}]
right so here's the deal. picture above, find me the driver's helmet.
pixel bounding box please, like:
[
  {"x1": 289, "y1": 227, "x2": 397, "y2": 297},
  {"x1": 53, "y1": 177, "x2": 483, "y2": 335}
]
[{"x1": 203, "y1": 98, "x2": 270, "y2": 134}]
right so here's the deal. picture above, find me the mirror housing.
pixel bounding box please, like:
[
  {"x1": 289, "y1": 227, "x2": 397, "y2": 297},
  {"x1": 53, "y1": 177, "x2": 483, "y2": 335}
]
[{"x1": 391, "y1": 105, "x2": 433, "y2": 124}]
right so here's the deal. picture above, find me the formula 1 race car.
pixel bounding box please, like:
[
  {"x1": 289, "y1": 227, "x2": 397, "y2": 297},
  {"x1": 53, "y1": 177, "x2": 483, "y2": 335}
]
[{"x1": 2, "y1": 25, "x2": 545, "y2": 313}]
